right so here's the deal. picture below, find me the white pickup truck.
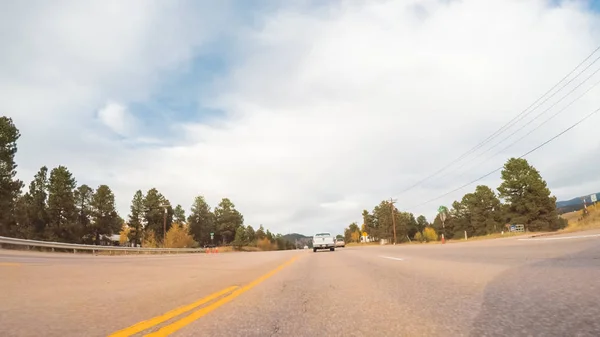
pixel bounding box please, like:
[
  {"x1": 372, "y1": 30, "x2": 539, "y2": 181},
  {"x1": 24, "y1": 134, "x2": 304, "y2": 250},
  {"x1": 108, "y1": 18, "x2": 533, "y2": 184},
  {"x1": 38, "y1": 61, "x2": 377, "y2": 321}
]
[{"x1": 312, "y1": 232, "x2": 335, "y2": 252}]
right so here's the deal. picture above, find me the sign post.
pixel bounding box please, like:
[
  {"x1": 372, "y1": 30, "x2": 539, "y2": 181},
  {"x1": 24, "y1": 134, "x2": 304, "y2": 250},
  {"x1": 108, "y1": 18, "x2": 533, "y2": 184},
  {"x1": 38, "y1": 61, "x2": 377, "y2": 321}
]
[{"x1": 438, "y1": 206, "x2": 448, "y2": 244}]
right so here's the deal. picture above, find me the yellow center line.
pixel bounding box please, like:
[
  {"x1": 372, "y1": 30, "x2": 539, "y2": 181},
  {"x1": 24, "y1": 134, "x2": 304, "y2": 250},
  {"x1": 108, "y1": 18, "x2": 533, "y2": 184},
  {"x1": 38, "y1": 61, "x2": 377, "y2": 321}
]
[
  {"x1": 144, "y1": 255, "x2": 301, "y2": 337},
  {"x1": 108, "y1": 286, "x2": 239, "y2": 337},
  {"x1": 0, "y1": 262, "x2": 21, "y2": 266}
]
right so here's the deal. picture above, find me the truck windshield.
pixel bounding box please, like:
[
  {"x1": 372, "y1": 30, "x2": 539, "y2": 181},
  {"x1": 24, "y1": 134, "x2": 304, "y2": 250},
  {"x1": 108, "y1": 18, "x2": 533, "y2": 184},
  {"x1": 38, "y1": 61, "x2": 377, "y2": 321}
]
[{"x1": 315, "y1": 233, "x2": 331, "y2": 237}]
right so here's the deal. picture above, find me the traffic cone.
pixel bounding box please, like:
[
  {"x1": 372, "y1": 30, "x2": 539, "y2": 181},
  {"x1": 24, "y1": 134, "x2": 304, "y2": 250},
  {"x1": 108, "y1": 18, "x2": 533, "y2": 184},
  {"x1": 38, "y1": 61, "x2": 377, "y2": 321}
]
[
  {"x1": 441, "y1": 234, "x2": 446, "y2": 244},
  {"x1": 205, "y1": 247, "x2": 209, "y2": 254},
  {"x1": 215, "y1": 247, "x2": 219, "y2": 254}
]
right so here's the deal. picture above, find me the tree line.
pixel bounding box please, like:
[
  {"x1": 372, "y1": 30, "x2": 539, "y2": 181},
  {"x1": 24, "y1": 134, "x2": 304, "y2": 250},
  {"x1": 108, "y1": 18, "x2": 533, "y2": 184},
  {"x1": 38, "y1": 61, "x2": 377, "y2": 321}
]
[
  {"x1": 0, "y1": 116, "x2": 294, "y2": 250},
  {"x1": 344, "y1": 157, "x2": 566, "y2": 243}
]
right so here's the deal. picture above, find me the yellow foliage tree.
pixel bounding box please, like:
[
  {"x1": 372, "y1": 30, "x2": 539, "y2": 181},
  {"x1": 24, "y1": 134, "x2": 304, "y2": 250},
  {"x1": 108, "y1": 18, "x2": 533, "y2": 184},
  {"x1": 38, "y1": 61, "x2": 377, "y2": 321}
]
[
  {"x1": 350, "y1": 230, "x2": 360, "y2": 243},
  {"x1": 257, "y1": 237, "x2": 275, "y2": 251},
  {"x1": 414, "y1": 232, "x2": 423, "y2": 242},
  {"x1": 119, "y1": 223, "x2": 130, "y2": 246},
  {"x1": 423, "y1": 227, "x2": 438, "y2": 242},
  {"x1": 143, "y1": 230, "x2": 159, "y2": 248},
  {"x1": 164, "y1": 223, "x2": 197, "y2": 248}
]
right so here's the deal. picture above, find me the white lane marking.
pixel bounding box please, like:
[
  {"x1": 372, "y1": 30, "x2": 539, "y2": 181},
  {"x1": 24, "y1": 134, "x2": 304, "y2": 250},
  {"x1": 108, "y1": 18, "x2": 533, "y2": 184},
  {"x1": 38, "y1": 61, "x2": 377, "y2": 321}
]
[
  {"x1": 380, "y1": 256, "x2": 404, "y2": 261},
  {"x1": 518, "y1": 233, "x2": 600, "y2": 241}
]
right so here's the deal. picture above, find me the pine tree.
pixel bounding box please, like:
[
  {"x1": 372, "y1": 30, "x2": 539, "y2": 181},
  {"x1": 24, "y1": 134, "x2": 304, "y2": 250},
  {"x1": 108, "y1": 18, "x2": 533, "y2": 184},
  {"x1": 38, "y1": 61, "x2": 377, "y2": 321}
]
[
  {"x1": 90, "y1": 185, "x2": 121, "y2": 245},
  {"x1": 0, "y1": 117, "x2": 24, "y2": 236},
  {"x1": 173, "y1": 204, "x2": 186, "y2": 224},
  {"x1": 187, "y1": 195, "x2": 215, "y2": 246},
  {"x1": 47, "y1": 166, "x2": 77, "y2": 242},
  {"x1": 143, "y1": 188, "x2": 172, "y2": 244},
  {"x1": 497, "y1": 158, "x2": 561, "y2": 231},
  {"x1": 74, "y1": 184, "x2": 93, "y2": 243},
  {"x1": 127, "y1": 190, "x2": 144, "y2": 247},
  {"x1": 214, "y1": 198, "x2": 243, "y2": 244}
]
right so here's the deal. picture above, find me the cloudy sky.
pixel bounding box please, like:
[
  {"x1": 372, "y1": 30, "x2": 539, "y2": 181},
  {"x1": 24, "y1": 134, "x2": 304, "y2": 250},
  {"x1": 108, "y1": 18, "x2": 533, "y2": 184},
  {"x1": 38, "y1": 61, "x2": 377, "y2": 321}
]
[{"x1": 2, "y1": 0, "x2": 600, "y2": 235}]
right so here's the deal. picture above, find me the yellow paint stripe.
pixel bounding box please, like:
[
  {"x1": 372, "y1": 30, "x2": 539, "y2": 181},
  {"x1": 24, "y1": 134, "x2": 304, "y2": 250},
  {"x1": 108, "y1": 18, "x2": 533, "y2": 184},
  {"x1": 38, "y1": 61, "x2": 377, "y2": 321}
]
[
  {"x1": 0, "y1": 262, "x2": 21, "y2": 266},
  {"x1": 144, "y1": 255, "x2": 300, "y2": 337},
  {"x1": 108, "y1": 286, "x2": 239, "y2": 337}
]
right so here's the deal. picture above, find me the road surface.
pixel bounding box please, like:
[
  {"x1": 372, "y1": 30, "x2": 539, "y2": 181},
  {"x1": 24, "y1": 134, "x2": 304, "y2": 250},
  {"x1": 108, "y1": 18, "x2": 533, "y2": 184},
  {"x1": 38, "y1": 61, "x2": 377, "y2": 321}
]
[{"x1": 1, "y1": 230, "x2": 600, "y2": 336}]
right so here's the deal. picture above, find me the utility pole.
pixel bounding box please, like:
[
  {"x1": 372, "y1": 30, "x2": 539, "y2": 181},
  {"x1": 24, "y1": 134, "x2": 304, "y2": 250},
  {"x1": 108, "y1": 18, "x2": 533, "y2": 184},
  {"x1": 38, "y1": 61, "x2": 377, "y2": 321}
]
[
  {"x1": 389, "y1": 198, "x2": 397, "y2": 245},
  {"x1": 163, "y1": 207, "x2": 167, "y2": 246}
]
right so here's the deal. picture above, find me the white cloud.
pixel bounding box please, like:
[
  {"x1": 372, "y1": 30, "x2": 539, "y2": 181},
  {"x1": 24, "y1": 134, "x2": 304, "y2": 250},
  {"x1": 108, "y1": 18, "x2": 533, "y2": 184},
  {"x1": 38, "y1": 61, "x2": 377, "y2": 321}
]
[
  {"x1": 3, "y1": 0, "x2": 600, "y2": 235},
  {"x1": 97, "y1": 102, "x2": 134, "y2": 136}
]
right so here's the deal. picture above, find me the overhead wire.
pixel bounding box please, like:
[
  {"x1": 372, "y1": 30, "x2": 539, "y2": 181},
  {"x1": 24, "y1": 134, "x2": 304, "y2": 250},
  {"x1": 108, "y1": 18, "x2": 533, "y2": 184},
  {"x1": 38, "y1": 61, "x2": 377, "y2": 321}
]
[
  {"x1": 430, "y1": 62, "x2": 600, "y2": 184},
  {"x1": 405, "y1": 105, "x2": 600, "y2": 209},
  {"x1": 397, "y1": 44, "x2": 600, "y2": 195}
]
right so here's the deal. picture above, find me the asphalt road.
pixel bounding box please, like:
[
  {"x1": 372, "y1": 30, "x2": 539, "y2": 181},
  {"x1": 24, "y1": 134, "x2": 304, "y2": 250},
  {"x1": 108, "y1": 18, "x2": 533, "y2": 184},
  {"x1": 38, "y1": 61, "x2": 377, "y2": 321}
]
[{"x1": 1, "y1": 230, "x2": 600, "y2": 337}]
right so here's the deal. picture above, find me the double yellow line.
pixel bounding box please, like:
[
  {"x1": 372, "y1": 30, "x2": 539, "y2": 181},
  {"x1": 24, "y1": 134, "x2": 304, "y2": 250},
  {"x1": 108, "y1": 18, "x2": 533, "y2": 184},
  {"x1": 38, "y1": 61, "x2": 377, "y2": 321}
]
[{"x1": 109, "y1": 255, "x2": 299, "y2": 337}]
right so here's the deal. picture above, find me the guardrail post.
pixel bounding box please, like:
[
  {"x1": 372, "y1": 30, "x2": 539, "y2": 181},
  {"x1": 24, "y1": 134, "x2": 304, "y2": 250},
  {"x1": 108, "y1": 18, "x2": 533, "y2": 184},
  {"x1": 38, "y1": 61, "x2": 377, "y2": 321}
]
[{"x1": 73, "y1": 249, "x2": 76, "y2": 254}]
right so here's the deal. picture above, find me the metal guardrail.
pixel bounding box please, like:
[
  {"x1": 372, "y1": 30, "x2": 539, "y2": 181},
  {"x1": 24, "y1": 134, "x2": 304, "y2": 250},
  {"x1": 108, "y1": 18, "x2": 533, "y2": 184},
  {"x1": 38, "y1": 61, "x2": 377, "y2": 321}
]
[{"x1": 0, "y1": 236, "x2": 204, "y2": 254}]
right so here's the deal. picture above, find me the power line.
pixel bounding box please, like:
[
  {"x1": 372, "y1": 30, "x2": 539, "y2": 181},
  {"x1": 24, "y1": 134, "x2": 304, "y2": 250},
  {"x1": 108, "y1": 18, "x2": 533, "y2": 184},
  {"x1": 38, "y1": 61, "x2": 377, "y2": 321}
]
[
  {"x1": 397, "y1": 44, "x2": 600, "y2": 195},
  {"x1": 430, "y1": 64, "x2": 600, "y2": 184},
  {"x1": 406, "y1": 105, "x2": 600, "y2": 209}
]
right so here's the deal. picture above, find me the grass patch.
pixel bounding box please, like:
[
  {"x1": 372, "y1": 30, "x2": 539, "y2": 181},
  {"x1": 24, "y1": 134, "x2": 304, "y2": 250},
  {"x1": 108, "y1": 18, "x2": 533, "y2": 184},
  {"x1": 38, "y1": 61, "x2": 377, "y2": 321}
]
[
  {"x1": 346, "y1": 241, "x2": 380, "y2": 247},
  {"x1": 450, "y1": 231, "x2": 527, "y2": 242},
  {"x1": 561, "y1": 204, "x2": 600, "y2": 233}
]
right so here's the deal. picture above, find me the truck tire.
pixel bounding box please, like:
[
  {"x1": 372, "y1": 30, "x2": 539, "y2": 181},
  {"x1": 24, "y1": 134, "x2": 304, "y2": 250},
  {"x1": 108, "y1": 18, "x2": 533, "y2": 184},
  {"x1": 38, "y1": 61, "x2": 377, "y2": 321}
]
[
  {"x1": 313, "y1": 248, "x2": 317, "y2": 252},
  {"x1": 330, "y1": 247, "x2": 335, "y2": 251}
]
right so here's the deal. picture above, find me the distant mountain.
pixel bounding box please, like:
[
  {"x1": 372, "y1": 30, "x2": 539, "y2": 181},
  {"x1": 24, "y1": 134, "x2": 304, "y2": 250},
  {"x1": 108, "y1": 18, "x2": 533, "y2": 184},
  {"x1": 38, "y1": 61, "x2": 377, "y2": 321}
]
[
  {"x1": 556, "y1": 192, "x2": 599, "y2": 214},
  {"x1": 282, "y1": 233, "x2": 312, "y2": 248}
]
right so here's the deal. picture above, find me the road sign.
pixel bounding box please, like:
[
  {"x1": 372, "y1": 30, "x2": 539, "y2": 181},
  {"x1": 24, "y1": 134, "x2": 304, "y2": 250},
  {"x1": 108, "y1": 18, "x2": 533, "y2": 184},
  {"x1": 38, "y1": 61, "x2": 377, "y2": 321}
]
[
  {"x1": 438, "y1": 206, "x2": 447, "y2": 223},
  {"x1": 592, "y1": 194, "x2": 597, "y2": 203},
  {"x1": 210, "y1": 232, "x2": 214, "y2": 240},
  {"x1": 362, "y1": 231, "x2": 368, "y2": 237}
]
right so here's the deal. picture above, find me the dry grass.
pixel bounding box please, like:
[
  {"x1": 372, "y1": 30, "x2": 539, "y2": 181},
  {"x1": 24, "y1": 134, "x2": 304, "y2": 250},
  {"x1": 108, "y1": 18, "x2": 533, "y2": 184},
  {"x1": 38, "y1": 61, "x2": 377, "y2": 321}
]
[
  {"x1": 449, "y1": 231, "x2": 527, "y2": 242},
  {"x1": 346, "y1": 241, "x2": 380, "y2": 247},
  {"x1": 561, "y1": 204, "x2": 600, "y2": 233}
]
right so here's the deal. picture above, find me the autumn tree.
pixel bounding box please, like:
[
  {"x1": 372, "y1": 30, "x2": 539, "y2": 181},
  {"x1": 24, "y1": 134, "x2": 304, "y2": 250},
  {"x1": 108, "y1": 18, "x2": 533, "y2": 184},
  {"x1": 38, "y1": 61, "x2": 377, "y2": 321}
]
[
  {"x1": 165, "y1": 223, "x2": 196, "y2": 248},
  {"x1": 119, "y1": 223, "x2": 130, "y2": 246}
]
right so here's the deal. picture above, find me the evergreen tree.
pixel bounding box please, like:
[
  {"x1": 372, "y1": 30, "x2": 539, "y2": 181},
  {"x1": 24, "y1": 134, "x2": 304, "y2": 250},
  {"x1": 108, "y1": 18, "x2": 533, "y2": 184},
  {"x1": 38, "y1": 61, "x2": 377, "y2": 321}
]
[
  {"x1": 0, "y1": 117, "x2": 24, "y2": 236},
  {"x1": 498, "y1": 158, "x2": 561, "y2": 231},
  {"x1": 127, "y1": 190, "x2": 145, "y2": 247},
  {"x1": 187, "y1": 195, "x2": 215, "y2": 246},
  {"x1": 47, "y1": 166, "x2": 77, "y2": 242},
  {"x1": 90, "y1": 185, "x2": 121, "y2": 245}
]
